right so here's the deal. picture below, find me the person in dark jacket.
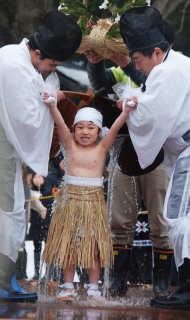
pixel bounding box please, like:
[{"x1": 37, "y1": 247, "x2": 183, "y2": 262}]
[
  {"x1": 41, "y1": 152, "x2": 65, "y2": 281},
  {"x1": 28, "y1": 153, "x2": 65, "y2": 281},
  {"x1": 41, "y1": 152, "x2": 65, "y2": 232},
  {"x1": 28, "y1": 173, "x2": 47, "y2": 281}
]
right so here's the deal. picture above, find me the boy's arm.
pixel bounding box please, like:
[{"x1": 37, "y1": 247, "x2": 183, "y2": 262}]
[
  {"x1": 44, "y1": 94, "x2": 73, "y2": 147},
  {"x1": 100, "y1": 98, "x2": 137, "y2": 153}
]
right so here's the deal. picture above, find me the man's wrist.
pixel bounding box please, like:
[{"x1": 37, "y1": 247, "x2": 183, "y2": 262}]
[{"x1": 88, "y1": 59, "x2": 104, "y2": 67}]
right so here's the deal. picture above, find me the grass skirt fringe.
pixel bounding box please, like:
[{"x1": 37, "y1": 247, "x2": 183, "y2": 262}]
[{"x1": 43, "y1": 184, "x2": 113, "y2": 269}]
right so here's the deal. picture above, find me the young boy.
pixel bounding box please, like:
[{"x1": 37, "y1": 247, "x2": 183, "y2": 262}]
[{"x1": 43, "y1": 93, "x2": 137, "y2": 302}]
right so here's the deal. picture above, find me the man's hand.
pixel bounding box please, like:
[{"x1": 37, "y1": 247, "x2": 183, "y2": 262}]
[
  {"x1": 85, "y1": 51, "x2": 131, "y2": 68},
  {"x1": 84, "y1": 51, "x2": 103, "y2": 64},
  {"x1": 109, "y1": 55, "x2": 131, "y2": 68},
  {"x1": 57, "y1": 90, "x2": 65, "y2": 102}
]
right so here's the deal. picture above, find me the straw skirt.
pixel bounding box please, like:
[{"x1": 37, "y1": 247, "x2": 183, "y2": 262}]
[{"x1": 43, "y1": 184, "x2": 113, "y2": 269}]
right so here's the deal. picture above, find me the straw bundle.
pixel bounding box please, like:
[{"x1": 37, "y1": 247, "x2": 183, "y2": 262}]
[{"x1": 76, "y1": 18, "x2": 129, "y2": 59}]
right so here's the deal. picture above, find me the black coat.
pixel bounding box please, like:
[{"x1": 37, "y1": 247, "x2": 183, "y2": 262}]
[{"x1": 87, "y1": 60, "x2": 147, "y2": 94}]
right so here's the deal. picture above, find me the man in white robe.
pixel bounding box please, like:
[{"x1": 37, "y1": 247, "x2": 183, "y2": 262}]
[
  {"x1": 119, "y1": 6, "x2": 190, "y2": 309},
  {"x1": 0, "y1": 11, "x2": 82, "y2": 302},
  {"x1": 85, "y1": 19, "x2": 176, "y2": 297}
]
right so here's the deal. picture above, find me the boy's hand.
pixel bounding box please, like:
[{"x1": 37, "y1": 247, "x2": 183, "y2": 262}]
[
  {"x1": 43, "y1": 93, "x2": 56, "y2": 108},
  {"x1": 85, "y1": 51, "x2": 103, "y2": 64},
  {"x1": 117, "y1": 97, "x2": 138, "y2": 112},
  {"x1": 127, "y1": 97, "x2": 138, "y2": 109}
]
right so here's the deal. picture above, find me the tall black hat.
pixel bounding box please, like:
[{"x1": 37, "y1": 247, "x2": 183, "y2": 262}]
[
  {"x1": 34, "y1": 11, "x2": 82, "y2": 61},
  {"x1": 120, "y1": 6, "x2": 165, "y2": 53}
]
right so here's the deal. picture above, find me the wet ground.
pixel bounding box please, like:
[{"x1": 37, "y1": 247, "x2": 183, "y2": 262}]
[{"x1": 0, "y1": 282, "x2": 190, "y2": 320}]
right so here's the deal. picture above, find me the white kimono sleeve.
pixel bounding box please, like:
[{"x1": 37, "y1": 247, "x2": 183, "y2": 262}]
[
  {"x1": 127, "y1": 66, "x2": 190, "y2": 169},
  {"x1": 0, "y1": 60, "x2": 54, "y2": 176}
]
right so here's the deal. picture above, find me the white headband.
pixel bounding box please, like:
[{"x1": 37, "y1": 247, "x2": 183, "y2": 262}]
[{"x1": 74, "y1": 107, "x2": 103, "y2": 129}]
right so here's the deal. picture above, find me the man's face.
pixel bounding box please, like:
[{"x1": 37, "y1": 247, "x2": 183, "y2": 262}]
[
  {"x1": 35, "y1": 57, "x2": 62, "y2": 74},
  {"x1": 132, "y1": 50, "x2": 162, "y2": 76},
  {"x1": 33, "y1": 174, "x2": 44, "y2": 187},
  {"x1": 32, "y1": 49, "x2": 62, "y2": 73}
]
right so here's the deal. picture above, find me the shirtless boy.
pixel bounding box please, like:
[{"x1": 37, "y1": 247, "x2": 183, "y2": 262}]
[{"x1": 43, "y1": 93, "x2": 137, "y2": 301}]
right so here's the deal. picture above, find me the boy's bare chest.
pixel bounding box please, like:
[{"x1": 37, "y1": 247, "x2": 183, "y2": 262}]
[{"x1": 69, "y1": 145, "x2": 103, "y2": 171}]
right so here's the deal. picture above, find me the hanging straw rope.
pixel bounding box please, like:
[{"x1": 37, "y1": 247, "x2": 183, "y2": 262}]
[
  {"x1": 25, "y1": 188, "x2": 59, "y2": 202},
  {"x1": 25, "y1": 195, "x2": 56, "y2": 202}
]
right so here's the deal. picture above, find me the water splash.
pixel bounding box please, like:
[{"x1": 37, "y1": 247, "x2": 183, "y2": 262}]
[
  {"x1": 103, "y1": 136, "x2": 124, "y2": 298},
  {"x1": 39, "y1": 136, "x2": 72, "y2": 296}
]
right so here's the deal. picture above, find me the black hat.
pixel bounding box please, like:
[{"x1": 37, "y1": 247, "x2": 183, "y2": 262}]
[
  {"x1": 34, "y1": 11, "x2": 82, "y2": 61},
  {"x1": 120, "y1": 6, "x2": 165, "y2": 53},
  {"x1": 163, "y1": 19, "x2": 175, "y2": 45}
]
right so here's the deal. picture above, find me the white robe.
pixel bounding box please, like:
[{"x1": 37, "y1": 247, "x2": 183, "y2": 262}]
[
  {"x1": 127, "y1": 50, "x2": 190, "y2": 268},
  {"x1": 0, "y1": 39, "x2": 54, "y2": 261}
]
